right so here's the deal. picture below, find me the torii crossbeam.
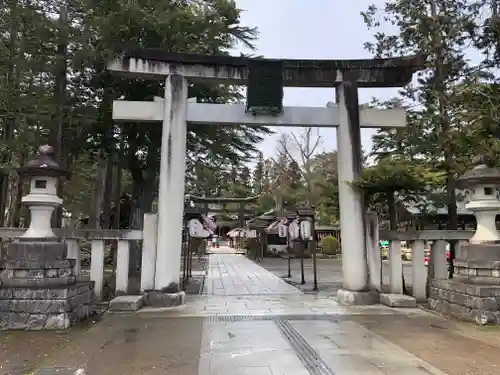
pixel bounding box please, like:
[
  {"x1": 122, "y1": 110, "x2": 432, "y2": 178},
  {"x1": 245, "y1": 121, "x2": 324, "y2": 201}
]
[{"x1": 113, "y1": 100, "x2": 406, "y2": 128}]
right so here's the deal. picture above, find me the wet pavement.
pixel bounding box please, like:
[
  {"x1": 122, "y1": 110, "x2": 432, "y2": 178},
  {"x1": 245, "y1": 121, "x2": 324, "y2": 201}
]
[
  {"x1": 257, "y1": 256, "x2": 417, "y2": 295},
  {"x1": 10, "y1": 248, "x2": 500, "y2": 374},
  {"x1": 202, "y1": 253, "x2": 301, "y2": 296}
]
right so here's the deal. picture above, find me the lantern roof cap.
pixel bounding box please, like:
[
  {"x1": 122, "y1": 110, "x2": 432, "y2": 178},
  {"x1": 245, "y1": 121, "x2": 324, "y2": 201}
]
[
  {"x1": 456, "y1": 163, "x2": 500, "y2": 189},
  {"x1": 17, "y1": 145, "x2": 71, "y2": 179}
]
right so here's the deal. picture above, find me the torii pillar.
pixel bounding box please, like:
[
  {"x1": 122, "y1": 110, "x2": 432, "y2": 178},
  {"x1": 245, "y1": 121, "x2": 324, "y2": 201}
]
[
  {"x1": 155, "y1": 75, "x2": 188, "y2": 291},
  {"x1": 107, "y1": 51, "x2": 422, "y2": 303}
]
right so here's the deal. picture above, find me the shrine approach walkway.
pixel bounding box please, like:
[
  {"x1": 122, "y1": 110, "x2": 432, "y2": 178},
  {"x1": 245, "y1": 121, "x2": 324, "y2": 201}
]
[{"x1": 25, "y1": 248, "x2": 500, "y2": 375}]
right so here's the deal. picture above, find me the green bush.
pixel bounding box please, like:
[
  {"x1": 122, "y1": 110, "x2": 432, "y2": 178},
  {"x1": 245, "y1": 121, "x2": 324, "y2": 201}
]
[{"x1": 320, "y1": 236, "x2": 339, "y2": 255}]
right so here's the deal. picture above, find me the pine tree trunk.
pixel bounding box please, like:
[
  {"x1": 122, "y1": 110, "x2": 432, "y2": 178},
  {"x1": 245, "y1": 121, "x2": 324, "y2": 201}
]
[
  {"x1": 52, "y1": 5, "x2": 68, "y2": 228},
  {"x1": 430, "y1": 0, "x2": 457, "y2": 278},
  {"x1": 101, "y1": 158, "x2": 114, "y2": 229},
  {"x1": 128, "y1": 178, "x2": 155, "y2": 283},
  {"x1": 8, "y1": 153, "x2": 25, "y2": 227},
  {"x1": 0, "y1": 0, "x2": 20, "y2": 226},
  {"x1": 90, "y1": 155, "x2": 108, "y2": 229}
]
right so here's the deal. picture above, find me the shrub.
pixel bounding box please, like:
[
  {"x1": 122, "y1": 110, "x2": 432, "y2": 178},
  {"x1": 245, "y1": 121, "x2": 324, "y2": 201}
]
[{"x1": 320, "y1": 236, "x2": 339, "y2": 255}]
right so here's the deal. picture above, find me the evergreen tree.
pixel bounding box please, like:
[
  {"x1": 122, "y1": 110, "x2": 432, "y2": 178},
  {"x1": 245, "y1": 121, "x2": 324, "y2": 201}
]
[
  {"x1": 362, "y1": 0, "x2": 482, "y2": 229},
  {"x1": 252, "y1": 152, "x2": 264, "y2": 194}
]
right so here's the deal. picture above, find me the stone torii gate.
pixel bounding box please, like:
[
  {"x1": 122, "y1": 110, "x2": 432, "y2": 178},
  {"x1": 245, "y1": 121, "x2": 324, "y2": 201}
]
[{"x1": 107, "y1": 50, "x2": 421, "y2": 303}]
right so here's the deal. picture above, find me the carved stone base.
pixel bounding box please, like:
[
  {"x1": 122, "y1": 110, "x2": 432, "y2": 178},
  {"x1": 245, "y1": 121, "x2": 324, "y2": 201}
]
[{"x1": 0, "y1": 241, "x2": 95, "y2": 330}]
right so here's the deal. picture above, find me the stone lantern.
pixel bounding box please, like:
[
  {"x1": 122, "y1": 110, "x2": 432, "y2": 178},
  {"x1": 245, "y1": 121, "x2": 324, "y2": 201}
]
[
  {"x1": 17, "y1": 145, "x2": 70, "y2": 238},
  {"x1": 457, "y1": 163, "x2": 500, "y2": 243},
  {"x1": 428, "y1": 161, "x2": 500, "y2": 325},
  {"x1": 0, "y1": 145, "x2": 94, "y2": 331}
]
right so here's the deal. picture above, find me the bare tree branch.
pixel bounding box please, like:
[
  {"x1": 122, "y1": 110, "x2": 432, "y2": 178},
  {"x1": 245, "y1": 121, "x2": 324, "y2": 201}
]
[{"x1": 271, "y1": 128, "x2": 323, "y2": 205}]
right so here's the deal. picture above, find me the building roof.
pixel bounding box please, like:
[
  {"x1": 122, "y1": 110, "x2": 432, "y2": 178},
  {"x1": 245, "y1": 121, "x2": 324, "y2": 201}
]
[{"x1": 403, "y1": 190, "x2": 473, "y2": 216}]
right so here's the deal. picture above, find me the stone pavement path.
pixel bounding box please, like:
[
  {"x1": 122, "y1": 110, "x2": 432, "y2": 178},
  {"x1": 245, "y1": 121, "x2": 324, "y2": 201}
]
[
  {"x1": 188, "y1": 253, "x2": 447, "y2": 375},
  {"x1": 202, "y1": 250, "x2": 301, "y2": 296},
  {"x1": 25, "y1": 252, "x2": 500, "y2": 375},
  {"x1": 205, "y1": 244, "x2": 245, "y2": 255}
]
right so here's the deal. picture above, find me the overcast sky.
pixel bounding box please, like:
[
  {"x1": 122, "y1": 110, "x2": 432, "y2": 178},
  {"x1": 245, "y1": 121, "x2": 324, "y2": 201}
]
[{"x1": 232, "y1": 0, "x2": 399, "y2": 159}]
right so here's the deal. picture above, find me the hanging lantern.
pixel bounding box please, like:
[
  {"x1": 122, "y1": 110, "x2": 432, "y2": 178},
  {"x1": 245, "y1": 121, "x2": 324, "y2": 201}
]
[
  {"x1": 246, "y1": 229, "x2": 257, "y2": 239},
  {"x1": 288, "y1": 220, "x2": 300, "y2": 240},
  {"x1": 300, "y1": 219, "x2": 312, "y2": 241},
  {"x1": 188, "y1": 218, "x2": 204, "y2": 238},
  {"x1": 278, "y1": 222, "x2": 287, "y2": 238}
]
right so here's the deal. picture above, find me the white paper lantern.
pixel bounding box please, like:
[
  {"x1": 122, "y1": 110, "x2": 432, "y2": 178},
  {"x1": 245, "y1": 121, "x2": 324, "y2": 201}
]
[
  {"x1": 300, "y1": 220, "x2": 312, "y2": 240},
  {"x1": 288, "y1": 220, "x2": 300, "y2": 240},
  {"x1": 188, "y1": 218, "x2": 205, "y2": 238},
  {"x1": 278, "y1": 222, "x2": 287, "y2": 238},
  {"x1": 246, "y1": 229, "x2": 257, "y2": 238}
]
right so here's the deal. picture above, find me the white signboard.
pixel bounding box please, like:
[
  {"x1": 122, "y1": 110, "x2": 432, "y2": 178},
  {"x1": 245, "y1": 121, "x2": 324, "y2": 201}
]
[{"x1": 288, "y1": 220, "x2": 300, "y2": 240}]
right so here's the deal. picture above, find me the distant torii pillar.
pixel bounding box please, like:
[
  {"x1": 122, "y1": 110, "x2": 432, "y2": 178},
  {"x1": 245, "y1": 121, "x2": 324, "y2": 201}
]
[{"x1": 108, "y1": 51, "x2": 422, "y2": 302}]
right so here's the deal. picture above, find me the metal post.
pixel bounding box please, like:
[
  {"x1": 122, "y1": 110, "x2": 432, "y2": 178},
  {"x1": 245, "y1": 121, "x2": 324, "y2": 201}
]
[
  {"x1": 188, "y1": 237, "x2": 193, "y2": 278},
  {"x1": 260, "y1": 229, "x2": 265, "y2": 261},
  {"x1": 239, "y1": 202, "x2": 245, "y2": 251},
  {"x1": 182, "y1": 219, "x2": 188, "y2": 290},
  {"x1": 311, "y1": 208, "x2": 318, "y2": 291},
  {"x1": 312, "y1": 241, "x2": 318, "y2": 290},
  {"x1": 296, "y1": 212, "x2": 306, "y2": 285},
  {"x1": 287, "y1": 256, "x2": 292, "y2": 278},
  {"x1": 300, "y1": 248, "x2": 305, "y2": 285}
]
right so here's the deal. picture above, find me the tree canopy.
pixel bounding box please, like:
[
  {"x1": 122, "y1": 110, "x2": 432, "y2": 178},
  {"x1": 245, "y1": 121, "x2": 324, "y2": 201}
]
[{"x1": 0, "y1": 0, "x2": 271, "y2": 228}]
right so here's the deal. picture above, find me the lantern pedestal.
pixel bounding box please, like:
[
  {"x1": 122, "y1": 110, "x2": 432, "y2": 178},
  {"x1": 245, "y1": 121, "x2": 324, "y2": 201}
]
[
  {"x1": 0, "y1": 146, "x2": 95, "y2": 330},
  {"x1": 0, "y1": 241, "x2": 95, "y2": 330},
  {"x1": 429, "y1": 242, "x2": 500, "y2": 325},
  {"x1": 429, "y1": 163, "x2": 500, "y2": 324}
]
